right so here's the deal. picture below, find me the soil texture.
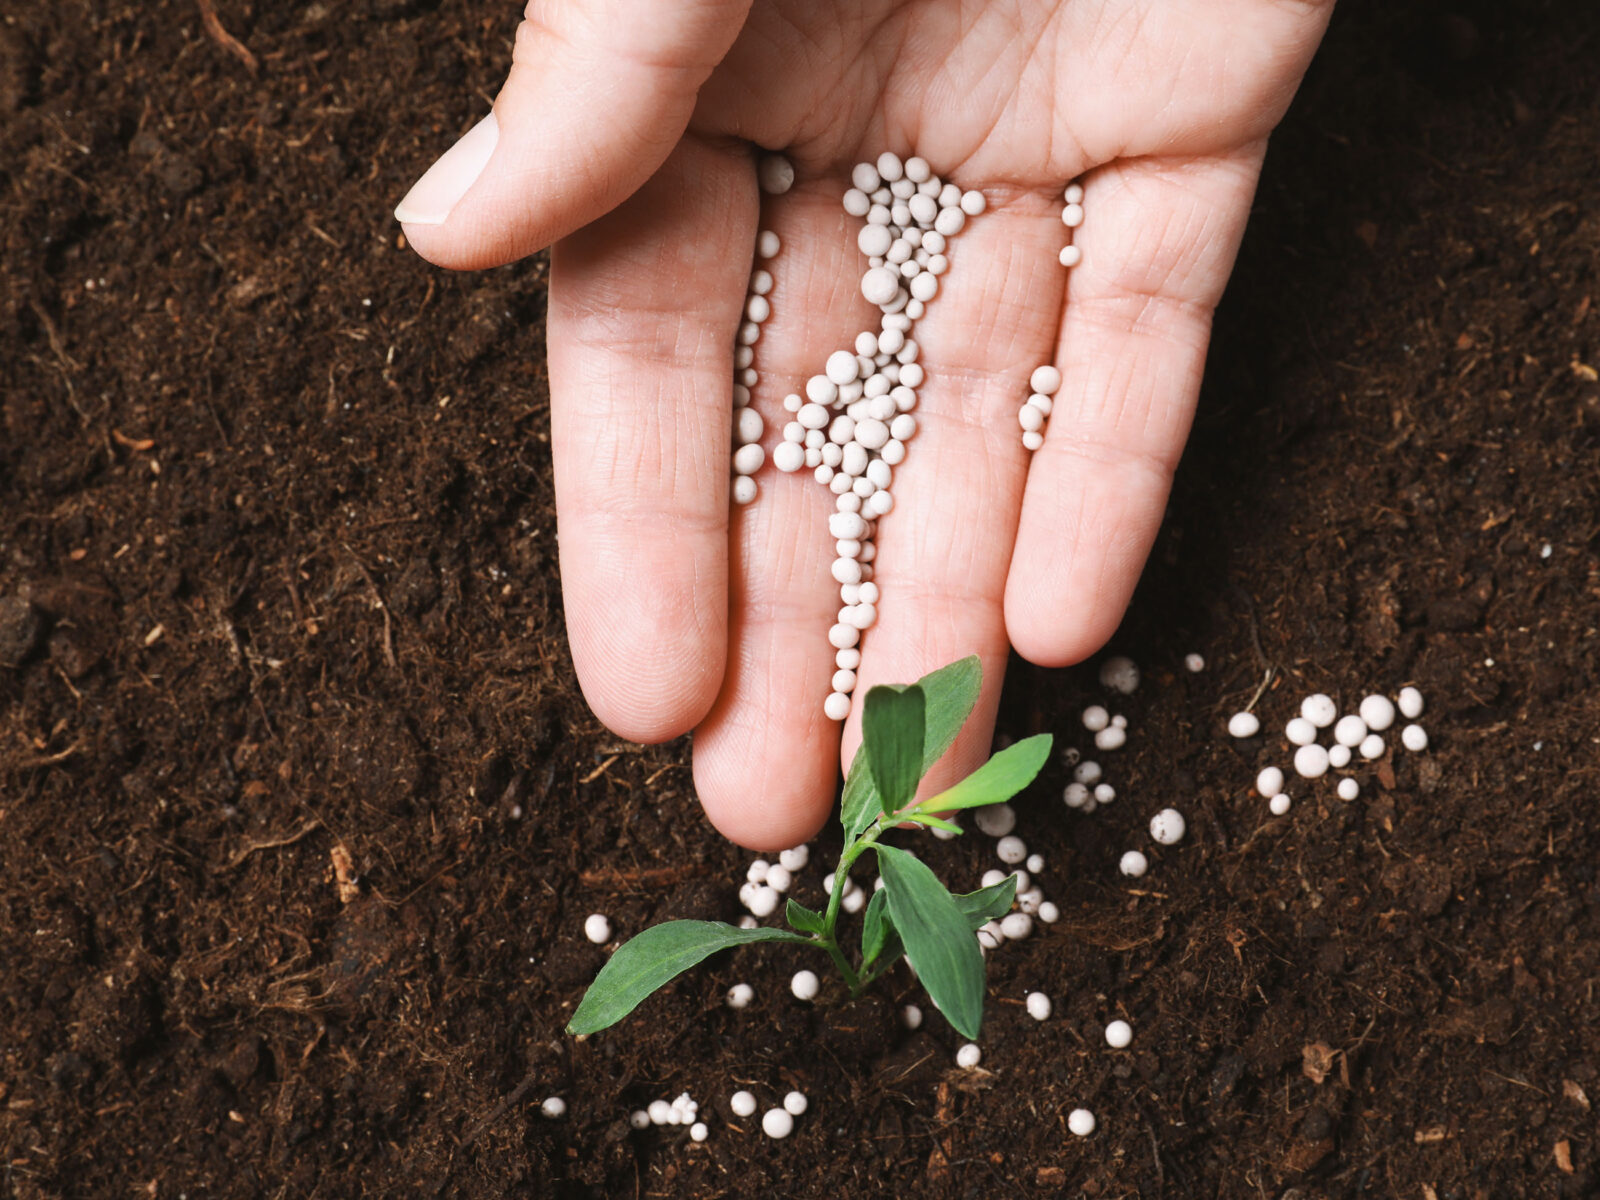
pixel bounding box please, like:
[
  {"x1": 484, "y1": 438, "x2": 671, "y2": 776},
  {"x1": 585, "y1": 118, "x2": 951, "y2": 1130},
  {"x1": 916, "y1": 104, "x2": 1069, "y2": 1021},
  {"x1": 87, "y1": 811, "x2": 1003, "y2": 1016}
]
[{"x1": 3, "y1": 1, "x2": 1599, "y2": 1196}]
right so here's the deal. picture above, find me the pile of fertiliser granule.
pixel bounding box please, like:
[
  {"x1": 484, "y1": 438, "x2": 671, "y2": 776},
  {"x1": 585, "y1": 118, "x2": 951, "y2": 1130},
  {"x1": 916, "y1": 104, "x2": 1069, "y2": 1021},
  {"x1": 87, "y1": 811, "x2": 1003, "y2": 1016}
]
[{"x1": 728, "y1": 151, "x2": 1085, "y2": 721}]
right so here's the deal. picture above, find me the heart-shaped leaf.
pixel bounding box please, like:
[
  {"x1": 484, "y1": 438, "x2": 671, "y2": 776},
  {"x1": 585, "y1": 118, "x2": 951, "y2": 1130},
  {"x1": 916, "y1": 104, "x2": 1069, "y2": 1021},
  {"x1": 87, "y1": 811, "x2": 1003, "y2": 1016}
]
[
  {"x1": 840, "y1": 656, "x2": 983, "y2": 839},
  {"x1": 863, "y1": 684, "x2": 925, "y2": 815}
]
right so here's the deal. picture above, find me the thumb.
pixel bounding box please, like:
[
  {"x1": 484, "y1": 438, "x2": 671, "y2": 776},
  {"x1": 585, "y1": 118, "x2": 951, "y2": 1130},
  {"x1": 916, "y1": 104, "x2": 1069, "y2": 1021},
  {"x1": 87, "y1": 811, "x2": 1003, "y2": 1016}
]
[{"x1": 396, "y1": 0, "x2": 752, "y2": 271}]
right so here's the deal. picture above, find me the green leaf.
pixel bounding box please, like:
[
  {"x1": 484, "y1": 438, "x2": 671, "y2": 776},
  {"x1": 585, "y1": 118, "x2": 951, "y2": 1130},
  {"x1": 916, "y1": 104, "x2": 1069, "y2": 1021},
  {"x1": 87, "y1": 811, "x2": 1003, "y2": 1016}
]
[
  {"x1": 864, "y1": 684, "x2": 925, "y2": 815},
  {"x1": 916, "y1": 734, "x2": 1054, "y2": 814},
  {"x1": 567, "y1": 921, "x2": 813, "y2": 1036},
  {"x1": 839, "y1": 746, "x2": 880, "y2": 843},
  {"x1": 915, "y1": 656, "x2": 984, "y2": 772},
  {"x1": 860, "y1": 887, "x2": 895, "y2": 966},
  {"x1": 785, "y1": 899, "x2": 826, "y2": 937},
  {"x1": 907, "y1": 813, "x2": 963, "y2": 834},
  {"x1": 874, "y1": 844, "x2": 987, "y2": 1039},
  {"x1": 839, "y1": 656, "x2": 983, "y2": 839},
  {"x1": 953, "y1": 876, "x2": 1018, "y2": 930}
]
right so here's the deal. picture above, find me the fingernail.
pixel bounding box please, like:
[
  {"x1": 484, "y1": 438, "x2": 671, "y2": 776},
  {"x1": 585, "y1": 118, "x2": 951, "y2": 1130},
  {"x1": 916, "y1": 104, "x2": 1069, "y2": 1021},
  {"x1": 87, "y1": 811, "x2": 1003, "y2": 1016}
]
[{"x1": 394, "y1": 111, "x2": 499, "y2": 226}]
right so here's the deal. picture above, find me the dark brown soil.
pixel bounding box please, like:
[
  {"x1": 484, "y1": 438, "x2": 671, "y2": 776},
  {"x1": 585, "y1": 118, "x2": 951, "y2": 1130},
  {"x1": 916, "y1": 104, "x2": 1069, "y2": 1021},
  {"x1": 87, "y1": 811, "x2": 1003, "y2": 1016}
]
[{"x1": 3, "y1": 1, "x2": 1599, "y2": 1197}]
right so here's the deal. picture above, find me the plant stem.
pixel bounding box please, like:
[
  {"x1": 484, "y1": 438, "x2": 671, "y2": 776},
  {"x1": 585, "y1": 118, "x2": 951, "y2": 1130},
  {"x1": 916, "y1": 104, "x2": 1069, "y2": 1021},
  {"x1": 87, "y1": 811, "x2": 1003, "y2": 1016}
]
[
  {"x1": 822, "y1": 822, "x2": 881, "y2": 935},
  {"x1": 818, "y1": 933, "x2": 860, "y2": 993},
  {"x1": 818, "y1": 820, "x2": 885, "y2": 997},
  {"x1": 854, "y1": 953, "x2": 900, "y2": 995}
]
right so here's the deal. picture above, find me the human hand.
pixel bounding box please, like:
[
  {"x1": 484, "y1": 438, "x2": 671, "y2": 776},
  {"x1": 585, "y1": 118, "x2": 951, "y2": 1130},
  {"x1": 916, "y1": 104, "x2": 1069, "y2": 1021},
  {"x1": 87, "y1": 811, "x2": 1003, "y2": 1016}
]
[{"x1": 395, "y1": 0, "x2": 1334, "y2": 850}]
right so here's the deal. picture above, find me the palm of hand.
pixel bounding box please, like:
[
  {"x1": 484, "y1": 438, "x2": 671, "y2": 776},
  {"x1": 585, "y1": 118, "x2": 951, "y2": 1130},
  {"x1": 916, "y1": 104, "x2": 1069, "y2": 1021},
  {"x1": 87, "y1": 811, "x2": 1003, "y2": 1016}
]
[{"x1": 402, "y1": 0, "x2": 1332, "y2": 849}]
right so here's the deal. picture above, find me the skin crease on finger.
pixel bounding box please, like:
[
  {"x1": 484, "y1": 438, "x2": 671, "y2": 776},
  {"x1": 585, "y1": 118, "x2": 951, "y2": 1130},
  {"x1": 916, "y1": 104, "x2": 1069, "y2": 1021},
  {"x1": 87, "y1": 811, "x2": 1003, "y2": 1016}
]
[{"x1": 393, "y1": 0, "x2": 1334, "y2": 848}]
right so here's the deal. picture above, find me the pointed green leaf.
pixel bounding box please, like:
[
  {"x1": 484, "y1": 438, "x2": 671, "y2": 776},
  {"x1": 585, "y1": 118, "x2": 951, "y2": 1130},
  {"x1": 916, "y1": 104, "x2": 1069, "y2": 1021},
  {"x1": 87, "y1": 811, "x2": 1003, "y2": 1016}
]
[
  {"x1": 874, "y1": 844, "x2": 987, "y2": 1039},
  {"x1": 864, "y1": 684, "x2": 925, "y2": 815},
  {"x1": 860, "y1": 887, "x2": 895, "y2": 966},
  {"x1": 916, "y1": 734, "x2": 1053, "y2": 814},
  {"x1": 953, "y1": 876, "x2": 1018, "y2": 930},
  {"x1": 785, "y1": 899, "x2": 825, "y2": 937},
  {"x1": 840, "y1": 656, "x2": 983, "y2": 838},
  {"x1": 907, "y1": 813, "x2": 963, "y2": 834},
  {"x1": 840, "y1": 745, "x2": 880, "y2": 843},
  {"x1": 568, "y1": 921, "x2": 813, "y2": 1036},
  {"x1": 915, "y1": 656, "x2": 984, "y2": 772}
]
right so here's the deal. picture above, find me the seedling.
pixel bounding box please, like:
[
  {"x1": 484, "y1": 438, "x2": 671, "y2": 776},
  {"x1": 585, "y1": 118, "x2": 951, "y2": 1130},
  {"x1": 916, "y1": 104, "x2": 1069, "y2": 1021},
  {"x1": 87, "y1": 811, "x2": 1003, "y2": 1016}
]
[{"x1": 566, "y1": 656, "x2": 1051, "y2": 1040}]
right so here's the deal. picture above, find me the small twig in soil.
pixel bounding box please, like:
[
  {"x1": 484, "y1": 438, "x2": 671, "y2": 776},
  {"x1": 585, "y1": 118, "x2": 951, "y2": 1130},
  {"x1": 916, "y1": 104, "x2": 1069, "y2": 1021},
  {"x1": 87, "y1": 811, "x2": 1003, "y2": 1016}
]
[
  {"x1": 26, "y1": 299, "x2": 80, "y2": 373},
  {"x1": 194, "y1": 0, "x2": 259, "y2": 73},
  {"x1": 111, "y1": 429, "x2": 155, "y2": 452},
  {"x1": 17, "y1": 742, "x2": 83, "y2": 769},
  {"x1": 223, "y1": 818, "x2": 322, "y2": 870},
  {"x1": 580, "y1": 754, "x2": 619, "y2": 784},
  {"x1": 330, "y1": 843, "x2": 361, "y2": 903},
  {"x1": 1243, "y1": 667, "x2": 1275, "y2": 713},
  {"x1": 577, "y1": 864, "x2": 713, "y2": 890}
]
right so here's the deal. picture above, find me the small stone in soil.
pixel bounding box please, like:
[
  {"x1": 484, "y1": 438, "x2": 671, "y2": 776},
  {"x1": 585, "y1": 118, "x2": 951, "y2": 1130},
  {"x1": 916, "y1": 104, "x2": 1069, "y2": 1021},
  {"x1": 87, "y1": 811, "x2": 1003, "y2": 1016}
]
[
  {"x1": 1068, "y1": 1108, "x2": 1097, "y2": 1136},
  {"x1": 730, "y1": 1090, "x2": 758, "y2": 1118},
  {"x1": 762, "y1": 1108, "x2": 794, "y2": 1139},
  {"x1": 583, "y1": 914, "x2": 612, "y2": 944},
  {"x1": 541, "y1": 1096, "x2": 566, "y2": 1118},
  {"x1": 956, "y1": 1043, "x2": 982, "y2": 1068},
  {"x1": 1120, "y1": 850, "x2": 1149, "y2": 877},
  {"x1": 1401, "y1": 723, "x2": 1428, "y2": 751},
  {"x1": 1026, "y1": 992, "x2": 1052, "y2": 1021},
  {"x1": 1105, "y1": 1020, "x2": 1133, "y2": 1049}
]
